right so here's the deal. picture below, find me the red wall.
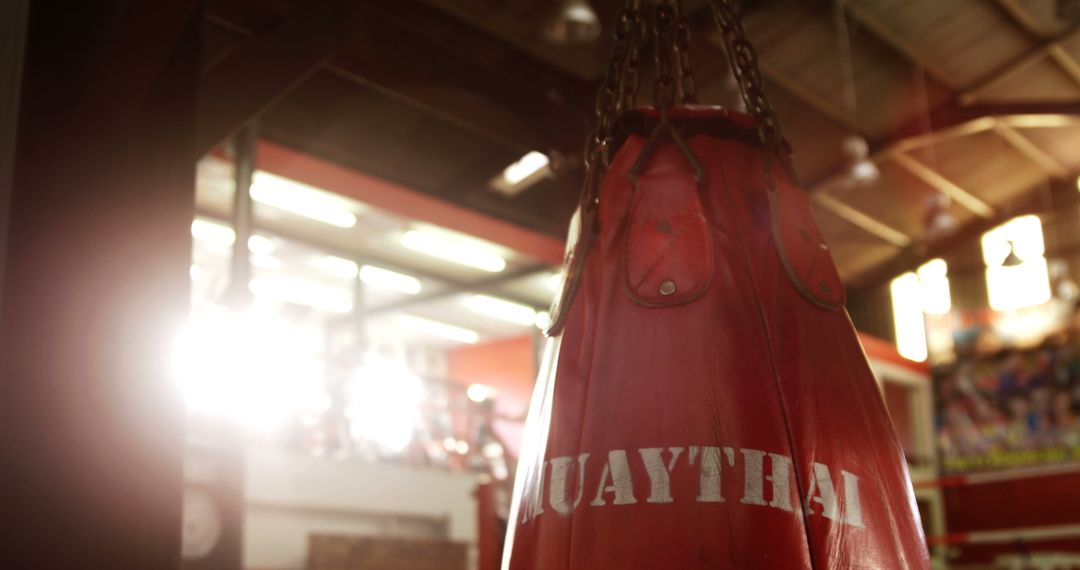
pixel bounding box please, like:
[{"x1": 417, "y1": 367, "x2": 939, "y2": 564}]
[{"x1": 447, "y1": 334, "x2": 537, "y2": 456}]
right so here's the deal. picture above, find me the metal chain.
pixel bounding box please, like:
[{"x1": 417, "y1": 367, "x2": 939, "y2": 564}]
[
  {"x1": 672, "y1": 0, "x2": 697, "y2": 104},
  {"x1": 618, "y1": 7, "x2": 647, "y2": 113},
  {"x1": 587, "y1": 0, "x2": 645, "y2": 168},
  {"x1": 652, "y1": 1, "x2": 678, "y2": 115},
  {"x1": 707, "y1": 0, "x2": 783, "y2": 149}
]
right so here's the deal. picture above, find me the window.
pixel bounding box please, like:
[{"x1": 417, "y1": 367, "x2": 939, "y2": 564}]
[
  {"x1": 981, "y1": 215, "x2": 1050, "y2": 311},
  {"x1": 891, "y1": 272, "x2": 928, "y2": 362}
]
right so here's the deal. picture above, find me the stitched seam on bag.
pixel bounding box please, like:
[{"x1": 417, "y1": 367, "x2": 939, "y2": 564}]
[{"x1": 714, "y1": 141, "x2": 820, "y2": 570}]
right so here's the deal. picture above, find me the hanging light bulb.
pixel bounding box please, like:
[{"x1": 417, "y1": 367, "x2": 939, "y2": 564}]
[
  {"x1": 544, "y1": 0, "x2": 601, "y2": 44},
  {"x1": 1002, "y1": 240, "x2": 1023, "y2": 267},
  {"x1": 924, "y1": 194, "x2": 957, "y2": 239},
  {"x1": 840, "y1": 135, "x2": 879, "y2": 186}
]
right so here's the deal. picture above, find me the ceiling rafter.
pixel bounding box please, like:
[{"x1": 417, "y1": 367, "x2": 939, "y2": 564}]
[
  {"x1": 834, "y1": 0, "x2": 955, "y2": 88},
  {"x1": 197, "y1": 0, "x2": 363, "y2": 156},
  {"x1": 810, "y1": 193, "x2": 912, "y2": 248},
  {"x1": 993, "y1": 0, "x2": 1080, "y2": 90},
  {"x1": 960, "y1": 27, "x2": 1080, "y2": 103},
  {"x1": 993, "y1": 122, "x2": 1071, "y2": 179},
  {"x1": 688, "y1": 5, "x2": 909, "y2": 248},
  {"x1": 889, "y1": 153, "x2": 995, "y2": 219}
]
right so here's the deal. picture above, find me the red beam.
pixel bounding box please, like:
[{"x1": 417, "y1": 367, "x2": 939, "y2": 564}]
[{"x1": 256, "y1": 141, "x2": 566, "y2": 266}]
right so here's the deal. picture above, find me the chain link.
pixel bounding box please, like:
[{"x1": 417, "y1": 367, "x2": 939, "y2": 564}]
[
  {"x1": 618, "y1": 8, "x2": 646, "y2": 113},
  {"x1": 707, "y1": 0, "x2": 782, "y2": 149},
  {"x1": 672, "y1": 0, "x2": 697, "y2": 104},
  {"x1": 652, "y1": 1, "x2": 677, "y2": 115},
  {"x1": 587, "y1": 0, "x2": 644, "y2": 168}
]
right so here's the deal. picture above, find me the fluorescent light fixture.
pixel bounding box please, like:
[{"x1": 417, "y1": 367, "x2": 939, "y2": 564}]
[
  {"x1": 400, "y1": 314, "x2": 479, "y2": 344},
  {"x1": 247, "y1": 234, "x2": 276, "y2": 255},
  {"x1": 890, "y1": 272, "x2": 927, "y2": 362},
  {"x1": 316, "y1": 255, "x2": 359, "y2": 279},
  {"x1": 250, "y1": 275, "x2": 353, "y2": 314},
  {"x1": 191, "y1": 219, "x2": 235, "y2": 246},
  {"x1": 360, "y1": 265, "x2": 422, "y2": 295},
  {"x1": 504, "y1": 151, "x2": 549, "y2": 186},
  {"x1": 250, "y1": 171, "x2": 358, "y2": 228},
  {"x1": 465, "y1": 294, "x2": 537, "y2": 326},
  {"x1": 491, "y1": 151, "x2": 551, "y2": 195},
  {"x1": 401, "y1": 230, "x2": 506, "y2": 272},
  {"x1": 916, "y1": 258, "x2": 951, "y2": 315}
]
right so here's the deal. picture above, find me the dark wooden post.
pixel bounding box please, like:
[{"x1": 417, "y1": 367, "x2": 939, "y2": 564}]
[{"x1": 0, "y1": 1, "x2": 201, "y2": 568}]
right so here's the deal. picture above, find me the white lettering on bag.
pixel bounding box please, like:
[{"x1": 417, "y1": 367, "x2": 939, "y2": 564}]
[
  {"x1": 638, "y1": 447, "x2": 684, "y2": 504},
  {"x1": 549, "y1": 453, "x2": 590, "y2": 515},
  {"x1": 590, "y1": 450, "x2": 637, "y2": 506},
  {"x1": 520, "y1": 444, "x2": 867, "y2": 530}
]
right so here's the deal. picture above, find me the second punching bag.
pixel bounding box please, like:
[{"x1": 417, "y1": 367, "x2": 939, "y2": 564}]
[{"x1": 502, "y1": 1, "x2": 931, "y2": 569}]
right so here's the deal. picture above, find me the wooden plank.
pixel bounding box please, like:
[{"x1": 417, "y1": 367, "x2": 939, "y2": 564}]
[
  {"x1": 890, "y1": 153, "x2": 995, "y2": 219},
  {"x1": 812, "y1": 193, "x2": 913, "y2": 248},
  {"x1": 993, "y1": 122, "x2": 1071, "y2": 179}
]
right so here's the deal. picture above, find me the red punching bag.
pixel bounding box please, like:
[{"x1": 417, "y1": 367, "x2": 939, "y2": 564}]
[{"x1": 503, "y1": 1, "x2": 931, "y2": 568}]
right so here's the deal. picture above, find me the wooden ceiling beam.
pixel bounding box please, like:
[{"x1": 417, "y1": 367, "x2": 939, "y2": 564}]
[
  {"x1": 960, "y1": 27, "x2": 1080, "y2": 104},
  {"x1": 993, "y1": 122, "x2": 1072, "y2": 180},
  {"x1": 352, "y1": 0, "x2": 591, "y2": 154},
  {"x1": 834, "y1": 0, "x2": 955, "y2": 88},
  {"x1": 811, "y1": 193, "x2": 912, "y2": 248},
  {"x1": 196, "y1": 0, "x2": 365, "y2": 156},
  {"x1": 994, "y1": 0, "x2": 1080, "y2": 92},
  {"x1": 847, "y1": 178, "x2": 1075, "y2": 291},
  {"x1": 889, "y1": 153, "x2": 995, "y2": 219}
]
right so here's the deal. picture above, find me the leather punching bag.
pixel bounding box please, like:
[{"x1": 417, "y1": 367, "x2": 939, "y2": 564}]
[{"x1": 502, "y1": 2, "x2": 931, "y2": 569}]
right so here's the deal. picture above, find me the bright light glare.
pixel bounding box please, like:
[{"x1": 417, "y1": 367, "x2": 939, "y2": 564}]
[
  {"x1": 250, "y1": 171, "x2": 358, "y2": 228},
  {"x1": 190, "y1": 264, "x2": 203, "y2": 281},
  {"x1": 247, "y1": 235, "x2": 276, "y2": 255},
  {"x1": 400, "y1": 315, "x2": 479, "y2": 344},
  {"x1": 981, "y1": 215, "x2": 1044, "y2": 266},
  {"x1": 250, "y1": 275, "x2": 353, "y2": 314},
  {"x1": 547, "y1": 272, "x2": 563, "y2": 292},
  {"x1": 565, "y1": 3, "x2": 599, "y2": 24},
  {"x1": 251, "y1": 254, "x2": 282, "y2": 271},
  {"x1": 986, "y1": 260, "x2": 1052, "y2": 311},
  {"x1": 316, "y1": 255, "x2": 359, "y2": 279},
  {"x1": 534, "y1": 311, "x2": 552, "y2": 330},
  {"x1": 360, "y1": 265, "x2": 422, "y2": 295},
  {"x1": 465, "y1": 294, "x2": 537, "y2": 326},
  {"x1": 916, "y1": 258, "x2": 951, "y2": 315},
  {"x1": 191, "y1": 219, "x2": 235, "y2": 247},
  {"x1": 890, "y1": 272, "x2": 927, "y2": 362},
  {"x1": 467, "y1": 383, "x2": 493, "y2": 402},
  {"x1": 172, "y1": 309, "x2": 329, "y2": 429},
  {"x1": 502, "y1": 151, "x2": 550, "y2": 186},
  {"x1": 345, "y1": 356, "x2": 422, "y2": 453},
  {"x1": 401, "y1": 230, "x2": 506, "y2": 272},
  {"x1": 981, "y1": 215, "x2": 1050, "y2": 311}
]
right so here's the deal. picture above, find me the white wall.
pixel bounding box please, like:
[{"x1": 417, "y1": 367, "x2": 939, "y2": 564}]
[{"x1": 243, "y1": 446, "x2": 479, "y2": 570}]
